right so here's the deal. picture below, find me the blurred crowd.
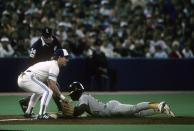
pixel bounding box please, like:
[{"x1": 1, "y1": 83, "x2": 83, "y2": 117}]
[{"x1": 0, "y1": 0, "x2": 194, "y2": 58}]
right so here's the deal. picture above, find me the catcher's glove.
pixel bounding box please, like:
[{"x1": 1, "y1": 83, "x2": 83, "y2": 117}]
[{"x1": 59, "y1": 99, "x2": 74, "y2": 117}]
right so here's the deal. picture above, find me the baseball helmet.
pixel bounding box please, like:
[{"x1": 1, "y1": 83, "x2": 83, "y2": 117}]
[
  {"x1": 68, "y1": 82, "x2": 85, "y2": 100},
  {"x1": 54, "y1": 49, "x2": 69, "y2": 57}
]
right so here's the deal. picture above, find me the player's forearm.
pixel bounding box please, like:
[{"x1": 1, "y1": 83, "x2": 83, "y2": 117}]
[
  {"x1": 47, "y1": 80, "x2": 62, "y2": 98},
  {"x1": 50, "y1": 84, "x2": 61, "y2": 97},
  {"x1": 50, "y1": 85, "x2": 67, "y2": 101}
]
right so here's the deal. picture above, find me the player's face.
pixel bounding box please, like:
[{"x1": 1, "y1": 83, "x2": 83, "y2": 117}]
[
  {"x1": 43, "y1": 36, "x2": 53, "y2": 44},
  {"x1": 58, "y1": 56, "x2": 69, "y2": 67},
  {"x1": 69, "y1": 92, "x2": 82, "y2": 101}
]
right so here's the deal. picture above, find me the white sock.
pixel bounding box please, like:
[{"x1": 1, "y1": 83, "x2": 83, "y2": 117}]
[{"x1": 26, "y1": 93, "x2": 40, "y2": 114}]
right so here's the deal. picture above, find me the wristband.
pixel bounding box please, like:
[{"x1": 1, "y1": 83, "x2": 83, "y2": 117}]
[{"x1": 60, "y1": 94, "x2": 66, "y2": 100}]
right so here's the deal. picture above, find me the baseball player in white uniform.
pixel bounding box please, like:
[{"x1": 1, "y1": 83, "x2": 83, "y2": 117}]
[
  {"x1": 17, "y1": 49, "x2": 69, "y2": 119},
  {"x1": 67, "y1": 82, "x2": 175, "y2": 117}
]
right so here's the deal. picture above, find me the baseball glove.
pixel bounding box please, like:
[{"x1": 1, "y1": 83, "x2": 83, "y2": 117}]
[{"x1": 59, "y1": 99, "x2": 74, "y2": 117}]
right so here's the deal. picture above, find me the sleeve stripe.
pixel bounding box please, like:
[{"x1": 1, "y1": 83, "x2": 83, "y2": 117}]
[{"x1": 49, "y1": 73, "x2": 57, "y2": 78}]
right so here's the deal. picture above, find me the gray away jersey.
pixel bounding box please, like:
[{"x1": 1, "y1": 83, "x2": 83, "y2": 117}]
[{"x1": 79, "y1": 94, "x2": 108, "y2": 116}]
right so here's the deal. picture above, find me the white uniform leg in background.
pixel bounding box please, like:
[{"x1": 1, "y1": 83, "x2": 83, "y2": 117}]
[
  {"x1": 18, "y1": 72, "x2": 53, "y2": 115},
  {"x1": 106, "y1": 100, "x2": 150, "y2": 116}
]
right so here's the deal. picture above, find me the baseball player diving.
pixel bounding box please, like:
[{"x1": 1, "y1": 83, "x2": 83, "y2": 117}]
[
  {"x1": 57, "y1": 82, "x2": 175, "y2": 118},
  {"x1": 17, "y1": 49, "x2": 70, "y2": 119}
]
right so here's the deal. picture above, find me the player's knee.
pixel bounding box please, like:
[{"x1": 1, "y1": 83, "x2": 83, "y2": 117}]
[{"x1": 130, "y1": 105, "x2": 137, "y2": 113}]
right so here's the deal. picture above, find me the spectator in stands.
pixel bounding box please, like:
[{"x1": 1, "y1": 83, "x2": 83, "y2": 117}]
[
  {"x1": 0, "y1": 0, "x2": 194, "y2": 59},
  {"x1": 169, "y1": 40, "x2": 182, "y2": 58},
  {"x1": 14, "y1": 38, "x2": 30, "y2": 57},
  {"x1": 0, "y1": 37, "x2": 14, "y2": 58},
  {"x1": 181, "y1": 41, "x2": 194, "y2": 58},
  {"x1": 100, "y1": 35, "x2": 120, "y2": 58},
  {"x1": 153, "y1": 45, "x2": 168, "y2": 58},
  {"x1": 149, "y1": 31, "x2": 170, "y2": 57},
  {"x1": 1, "y1": 10, "x2": 15, "y2": 36}
]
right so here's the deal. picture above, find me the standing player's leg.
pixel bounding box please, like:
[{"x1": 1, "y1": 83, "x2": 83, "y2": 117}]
[
  {"x1": 19, "y1": 82, "x2": 62, "y2": 114},
  {"x1": 24, "y1": 93, "x2": 41, "y2": 118},
  {"x1": 29, "y1": 76, "x2": 54, "y2": 119},
  {"x1": 19, "y1": 96, "x2": 31, "y2": 113},
  {"x1": 18, "y1": 73, "x2": 33, "y2": 114},
  {"x1": 38, "y1": 87, "x2": 53, "y2": 116},
  {"x1": 19, "y1": 74, "x2": 54, "y2": 119}
]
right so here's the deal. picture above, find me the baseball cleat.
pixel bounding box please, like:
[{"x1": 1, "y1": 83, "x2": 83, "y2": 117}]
[
  {"x1": 24, "y1": 113, "x2": 36, "y2": 118},
  {"x1": 19, "y1": 98, "x2": 28, "y2": 113},
  {"x1": 37, "y1": 113, "x2": 56, "y2": 119},
  {"x1": 158, "y1": 101, "x2": 175, "y2": 117}
]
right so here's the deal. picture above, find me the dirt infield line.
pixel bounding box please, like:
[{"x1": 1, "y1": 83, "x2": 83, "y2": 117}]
[
  {"x1": 0, "y1": 115, "x2": 194, "y2": 125},
  {"x1": 0, "y1": 118, "x2": 30, "y2": 122}
]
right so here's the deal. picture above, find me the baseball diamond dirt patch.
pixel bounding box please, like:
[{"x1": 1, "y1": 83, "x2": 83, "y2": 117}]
[{"x1": 0, "y1": 115, "x2": 194, "y2": 125}]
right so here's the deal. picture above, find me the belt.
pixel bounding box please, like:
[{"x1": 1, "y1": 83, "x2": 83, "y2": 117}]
[
  {"x1": 20, "y1": 70, "x2": 32, "y2": 78},
  {"x1": 20, "y1": 70, "x2": 31, "y2": 77}
]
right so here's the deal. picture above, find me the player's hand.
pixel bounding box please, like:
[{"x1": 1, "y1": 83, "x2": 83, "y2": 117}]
[{"x1": 59, "y1": 99, "x2": 74, "y2": 117}]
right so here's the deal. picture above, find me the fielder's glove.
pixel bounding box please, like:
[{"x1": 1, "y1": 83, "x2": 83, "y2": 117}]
[{"x1": 59, "y1": 99, "x2": 74, "y2": 117}]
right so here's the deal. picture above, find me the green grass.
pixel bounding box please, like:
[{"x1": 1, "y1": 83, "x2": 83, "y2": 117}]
[
  {"x1": 0, "y1": 92, "x2": 194, "y2": 116},
  {"x1": 1, "y1": 125, "x2": 194, "y2": 131},
  {"x1": 0, "y1": 92, "x2": 194, "y2": 130}
]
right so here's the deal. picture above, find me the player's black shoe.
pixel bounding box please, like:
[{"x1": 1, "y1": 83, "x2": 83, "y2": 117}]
[
  {"x1": 19, "y1": 98, "x2": 29, "y2": 113},
  {"x1": 37, "y1": 113, "x2": 55, "y2": 120},
  {"x1": 24, "y1": 113, "x2": 36, "y2": 118}
]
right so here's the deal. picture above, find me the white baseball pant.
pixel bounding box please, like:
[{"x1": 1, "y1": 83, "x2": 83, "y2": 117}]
[{"x1": 17, "y1": 71, "x2": 53, "y2": 115}]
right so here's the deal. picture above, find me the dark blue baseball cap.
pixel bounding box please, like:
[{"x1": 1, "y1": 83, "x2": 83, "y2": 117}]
[
  {"x1": 42, "y1": 27, "x2": 52, "y2": 37},
  {"x1": 54, "y1": 49, "x2": 69, "y2": 58}
]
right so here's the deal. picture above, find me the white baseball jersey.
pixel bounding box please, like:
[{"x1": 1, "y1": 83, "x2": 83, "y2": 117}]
[{"x1": 26, "y1": 60, "x2": 59, "y2": 82}]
